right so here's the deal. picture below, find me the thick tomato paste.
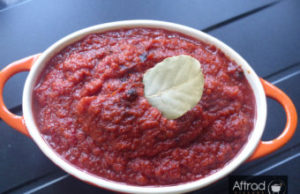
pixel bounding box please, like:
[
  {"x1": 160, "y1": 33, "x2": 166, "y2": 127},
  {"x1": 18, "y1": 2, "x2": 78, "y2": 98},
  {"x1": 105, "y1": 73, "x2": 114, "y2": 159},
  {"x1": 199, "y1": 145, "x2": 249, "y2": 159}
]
[{"x1": 33, "y1": 28, "x2": 255, "y2": 185}]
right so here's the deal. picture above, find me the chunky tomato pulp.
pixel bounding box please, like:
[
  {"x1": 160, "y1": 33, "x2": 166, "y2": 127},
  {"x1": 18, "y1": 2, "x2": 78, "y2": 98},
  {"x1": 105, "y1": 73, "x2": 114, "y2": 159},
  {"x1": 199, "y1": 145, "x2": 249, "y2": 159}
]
[{"x1": 33, "y1": 28, "x2": 256, "y2": 185}]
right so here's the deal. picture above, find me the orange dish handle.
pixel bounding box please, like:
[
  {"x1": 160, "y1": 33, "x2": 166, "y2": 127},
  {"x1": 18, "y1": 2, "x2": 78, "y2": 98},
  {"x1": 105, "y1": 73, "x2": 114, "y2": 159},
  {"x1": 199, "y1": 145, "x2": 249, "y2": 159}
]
[
  {"x1": 0, "y1": 54, "x2": 40, "y2": 137},
  {"x1": 248, "y1": 78, "x2": 298, "y2": 161}
]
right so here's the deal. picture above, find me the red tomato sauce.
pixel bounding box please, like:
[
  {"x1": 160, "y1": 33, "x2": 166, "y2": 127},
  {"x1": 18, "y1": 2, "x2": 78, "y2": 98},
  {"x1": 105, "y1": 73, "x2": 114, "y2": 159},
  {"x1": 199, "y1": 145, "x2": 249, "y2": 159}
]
[{"x1": 33, "y1": 28, "x2": 256, "y2": 185}]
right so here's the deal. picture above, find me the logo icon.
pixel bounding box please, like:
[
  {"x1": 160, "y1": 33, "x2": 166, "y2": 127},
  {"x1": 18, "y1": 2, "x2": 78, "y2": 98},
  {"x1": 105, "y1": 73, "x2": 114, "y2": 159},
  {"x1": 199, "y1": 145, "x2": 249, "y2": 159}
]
[
  {"x1": 268, "y1": 180, "x2": 287, "y2": 194},
  {"x1": 229, "y1": 176, "x2": 287, "y2": 194}
]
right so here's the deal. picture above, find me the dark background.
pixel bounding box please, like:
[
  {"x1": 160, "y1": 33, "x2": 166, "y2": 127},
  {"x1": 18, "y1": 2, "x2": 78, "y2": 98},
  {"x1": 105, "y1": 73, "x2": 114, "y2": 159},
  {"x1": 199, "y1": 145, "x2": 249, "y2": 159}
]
[{"x1": 0, "y1": 0, "x2": 299, "y2": 193}]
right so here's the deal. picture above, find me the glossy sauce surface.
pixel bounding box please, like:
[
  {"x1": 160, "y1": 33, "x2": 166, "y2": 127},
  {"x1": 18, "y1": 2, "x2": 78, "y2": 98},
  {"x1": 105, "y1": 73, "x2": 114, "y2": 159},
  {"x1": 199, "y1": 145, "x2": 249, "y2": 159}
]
[{"x1": 33, "y1": 28, "x2": 255, "y2": 185}]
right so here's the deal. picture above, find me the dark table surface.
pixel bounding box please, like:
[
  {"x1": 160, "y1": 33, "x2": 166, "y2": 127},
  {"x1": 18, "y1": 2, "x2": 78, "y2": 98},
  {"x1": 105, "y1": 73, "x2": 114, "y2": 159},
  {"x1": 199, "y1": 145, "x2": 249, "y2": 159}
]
[{"x1": 0, "y1": 0, "x2": 299, "y2": 193}]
